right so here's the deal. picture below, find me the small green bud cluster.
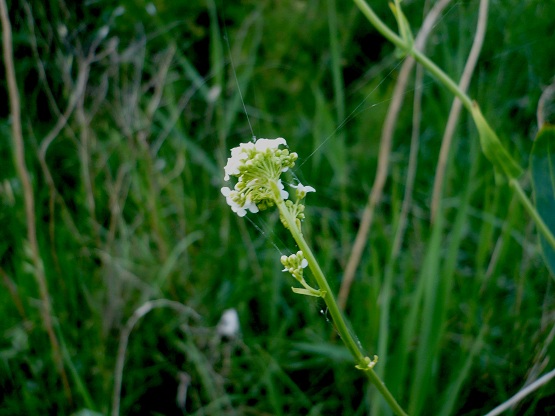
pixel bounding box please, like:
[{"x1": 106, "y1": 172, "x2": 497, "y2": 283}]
[
  {"x1": 280, "y1": 251, "x2": 325, "y2": 298},
  {"x1": 355, "y1": 355, "x2": 379, "y2": 371},
  {"x1": 280, "y1": 251, "x2": 308, "y2": 280}
]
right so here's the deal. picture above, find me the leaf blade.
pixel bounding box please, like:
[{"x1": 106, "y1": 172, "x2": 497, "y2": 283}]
[{"x1": 530, "y1": 125, "x2": 555, "y2": 276}]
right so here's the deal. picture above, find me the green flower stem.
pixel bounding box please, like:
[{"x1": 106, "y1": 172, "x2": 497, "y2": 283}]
[
  {"x1": 409, "y1": 48, "x2": 473, "y2": 112},
  {"x1": 352, "y1": 0, "x2": 473, "y2": 112},
  {"x1": 272, "y1": 185, "x2": 408, "y2": 416},
  {"x1": 352, "y1": 0, "x2": 404, "y2": 50},
  {"x1": 510, "y1": 178, "x2": 555, "y2": 251}
]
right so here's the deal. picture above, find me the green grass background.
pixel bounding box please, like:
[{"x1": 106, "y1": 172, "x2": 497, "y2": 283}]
[{"x1": 1, "y1": 0, "x2": 555, "y2": 414}]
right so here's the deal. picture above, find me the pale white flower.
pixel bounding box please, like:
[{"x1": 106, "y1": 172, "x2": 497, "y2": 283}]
[
  {"x1": 217, "y1": 308, "x2": 240, "y2": 338},
  {"x1": 221, "y1": 187, "x2": 259, "y2": 217},
  {"x1": 301, "y1": 258, "x2": 308, "y2": 268},
  {"x1": 221, "y1": 137, "x2": 298, "y2": 216},
  {"x1": 291, "y1": 182, "x2": 316, "y2": 200},
  {"x1": 291, "y1": 183, "x2": 316, "y2": 194}
]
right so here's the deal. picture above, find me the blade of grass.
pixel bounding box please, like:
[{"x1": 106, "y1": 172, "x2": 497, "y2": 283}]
[{"x1": 439, "y1": 324, "x2": 487, "y2": 416}]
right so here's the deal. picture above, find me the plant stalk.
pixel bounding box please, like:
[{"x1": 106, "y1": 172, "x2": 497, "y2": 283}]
[
  {"x1": 273, "y1": 184, "x2": 408, "y2": 416},
  {"x1": 352, "y1": 0, "x2": 555, "y2": 252},
  {"x1": 353, "y1": 0, "x2": 473, "y2": 111},
  {"x1": 510, "y1": 178, "x2": 555, "y2": 251}
]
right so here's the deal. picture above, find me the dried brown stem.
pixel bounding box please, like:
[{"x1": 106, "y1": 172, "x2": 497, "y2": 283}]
[
  {"x1": 431, "y1": 0, "x2": 489, "y2": 222},
  {"x1": 0, "y1": 0, "x2": 71, "y2": 399},
  {"x1": 1, "y1": 267, "x2": 27, "y2": 321},
  {"x1": 338, "y1": 0, "x2": 452, "y2": 310}
]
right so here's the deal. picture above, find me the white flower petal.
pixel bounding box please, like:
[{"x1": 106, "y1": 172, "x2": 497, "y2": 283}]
[
  {"x1": 240, "y1": 142, "x2": 255, "y2": 151},
  {"x1": 223, "y1": 156, "x2": 242, "y2": 181},
  {"x1": 254, "y1": 137, "x2": 287, "y2": 151},
  {"x1": 301, "y1": 259, "x2": 308, "y2": 268}
]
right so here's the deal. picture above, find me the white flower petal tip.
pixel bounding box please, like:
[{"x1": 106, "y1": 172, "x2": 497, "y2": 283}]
[
  {"x1": 247, "y1": 202, "x2": 259, "y2": 214},
  {"x1": 301, "y1": 259, "x2": 308, "y2": 268},
  {"x1": 292, "y1": 183, "x2": 316, "y2": 194}
]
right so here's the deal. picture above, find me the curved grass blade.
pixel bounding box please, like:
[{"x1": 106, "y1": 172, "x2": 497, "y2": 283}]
[{"x1": 530, "y1": 125, "x2": 555, "y2": 276}]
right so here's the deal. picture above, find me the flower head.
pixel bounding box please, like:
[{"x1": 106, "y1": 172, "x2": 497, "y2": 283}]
[{"x1": 221, "y1": 138, "x2": 297, "y2": 216}]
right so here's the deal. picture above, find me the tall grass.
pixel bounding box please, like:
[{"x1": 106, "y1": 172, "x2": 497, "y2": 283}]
[{"x1": 1, "y1": 0, "x2": 554, "y2": 414}]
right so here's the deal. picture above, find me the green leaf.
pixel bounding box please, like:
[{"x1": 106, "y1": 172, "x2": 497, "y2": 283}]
[
  {"x1": 530, "y1": 125, "x2": 555, "y2": 276},
  {"x1": 471, "y1": 102, "x2": 523, "y2": 181}
]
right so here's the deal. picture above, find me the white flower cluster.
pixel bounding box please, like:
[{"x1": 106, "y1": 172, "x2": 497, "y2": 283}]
[{"x1": 221, "y1": 138, "x2": 299, "y2": 217}]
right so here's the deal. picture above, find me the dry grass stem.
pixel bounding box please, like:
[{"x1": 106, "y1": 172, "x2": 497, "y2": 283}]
[
  {"x1": 338, "y1": 0, "x2": 452, "y2": 310},
  {"x1": 392, "y1": 64, "x2": 425, "y2": 257},
  {"x1": 484, "y1": 367, "x2": 555, "y2": 416},
  {"x1": 0, "y1": 0, "x2": 71, "y2": 400},
  {"x1": 430, "y1": 0, "x2": 489, "y2": 222}
]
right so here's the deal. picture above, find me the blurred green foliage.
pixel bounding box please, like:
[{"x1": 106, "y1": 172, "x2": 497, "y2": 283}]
[{"x1": 1, "y1": 0, "x2": 555, "y2": 414}]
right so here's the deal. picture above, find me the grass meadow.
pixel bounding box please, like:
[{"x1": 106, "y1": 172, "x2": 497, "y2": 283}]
[{"x1": 1, "y1": 0, "x2": 555, "y2": 414}]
